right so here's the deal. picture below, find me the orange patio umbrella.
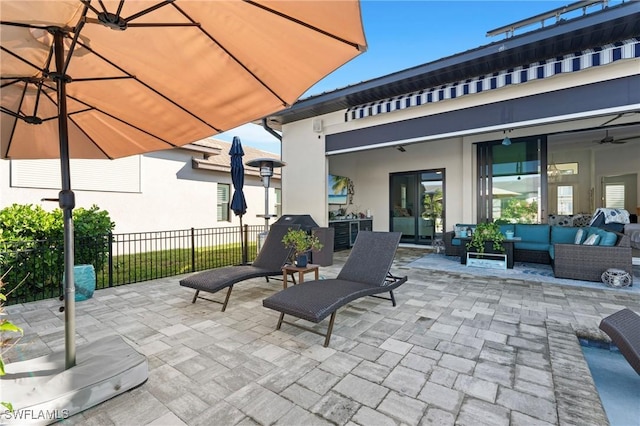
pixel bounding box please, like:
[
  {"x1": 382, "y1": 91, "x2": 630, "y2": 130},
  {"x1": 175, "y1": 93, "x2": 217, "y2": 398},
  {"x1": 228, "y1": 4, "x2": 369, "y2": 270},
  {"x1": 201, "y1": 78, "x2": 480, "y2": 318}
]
[{"x1": 0, "y1": 0, "x2": 367, "y2": 369}]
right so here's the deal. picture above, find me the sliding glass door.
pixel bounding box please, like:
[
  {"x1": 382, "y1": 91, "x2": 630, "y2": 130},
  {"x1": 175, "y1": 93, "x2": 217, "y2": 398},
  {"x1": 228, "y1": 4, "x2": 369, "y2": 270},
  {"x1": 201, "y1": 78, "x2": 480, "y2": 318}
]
[
  {"x1": 477, "y1": 136, "x2": 546, "y2": 223},
  {"x1": 390, "y1": 169, "x2": 445, "y2": 244}
]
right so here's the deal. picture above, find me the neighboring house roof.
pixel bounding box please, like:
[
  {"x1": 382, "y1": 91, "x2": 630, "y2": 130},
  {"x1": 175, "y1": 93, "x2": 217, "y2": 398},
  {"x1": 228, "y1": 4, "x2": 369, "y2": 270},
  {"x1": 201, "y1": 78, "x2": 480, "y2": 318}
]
[
  {"x1": 263, "y1": 1, "x2": 640, "y2": 128},
  {"x1": 184, "y1": 138, "x2": 282, "y2": 179}
]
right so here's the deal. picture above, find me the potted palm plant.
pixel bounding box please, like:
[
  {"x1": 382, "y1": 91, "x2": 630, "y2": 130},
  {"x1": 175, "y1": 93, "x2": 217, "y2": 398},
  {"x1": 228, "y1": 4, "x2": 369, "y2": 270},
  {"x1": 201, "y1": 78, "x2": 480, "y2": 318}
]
[
  {"x1": 465, "y1": 222, "x2": 505, "y2": 254},
  {"x1": 281, "y1": 228, "x2": 323, "y2": 267}
]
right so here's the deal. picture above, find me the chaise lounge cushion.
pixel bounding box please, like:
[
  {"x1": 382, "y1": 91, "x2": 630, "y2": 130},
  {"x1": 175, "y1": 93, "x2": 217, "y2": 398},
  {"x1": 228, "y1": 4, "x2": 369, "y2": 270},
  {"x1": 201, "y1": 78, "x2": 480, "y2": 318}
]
[{"x1": 599, "y1": 308, "x2": 640, "y2": 375}]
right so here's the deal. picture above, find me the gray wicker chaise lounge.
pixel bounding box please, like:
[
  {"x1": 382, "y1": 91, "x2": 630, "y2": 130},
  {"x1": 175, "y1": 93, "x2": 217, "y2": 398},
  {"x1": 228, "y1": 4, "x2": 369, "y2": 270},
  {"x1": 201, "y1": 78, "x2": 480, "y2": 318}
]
[
  {"x1": 179, "y1": 223, "x2": 299, "y2": 311},
  {"x1": 262, "y1": 231, "x2": 408, "y2": 347},
  {"x1": 599, "y1": 308, "x2": 640, "y2": 375}
]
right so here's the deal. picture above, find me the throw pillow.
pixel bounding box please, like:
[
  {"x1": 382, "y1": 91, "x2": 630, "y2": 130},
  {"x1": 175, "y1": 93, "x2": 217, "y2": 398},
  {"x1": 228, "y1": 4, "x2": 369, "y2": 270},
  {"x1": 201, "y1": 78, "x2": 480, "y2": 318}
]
[
  {"x1": 574, "y1": 229, "x2": 585, "y2": 244},
  {"x1": 599, "y1": 231, "x2": 618, "y2": 246},
  {"x1": 583, "y1": 233, "x2": 600, "y2": 245}
]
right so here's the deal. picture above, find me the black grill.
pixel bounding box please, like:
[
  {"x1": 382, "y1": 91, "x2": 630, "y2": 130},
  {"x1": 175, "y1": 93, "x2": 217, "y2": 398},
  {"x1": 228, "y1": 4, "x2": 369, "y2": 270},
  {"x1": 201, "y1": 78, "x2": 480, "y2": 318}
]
[{"x1": 273, "y1": 215, "x2": 319, "y2": 232}]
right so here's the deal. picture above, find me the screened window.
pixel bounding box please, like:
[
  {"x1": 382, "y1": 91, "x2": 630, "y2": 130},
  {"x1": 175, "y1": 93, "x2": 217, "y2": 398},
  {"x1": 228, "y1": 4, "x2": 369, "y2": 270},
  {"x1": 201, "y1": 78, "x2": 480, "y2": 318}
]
[
  {"x1": 217, "y1": 184, "x2": 230, "y2": 221},
  {"x1": 557, "y1": 185, "x2": 574, "y2": 215}
]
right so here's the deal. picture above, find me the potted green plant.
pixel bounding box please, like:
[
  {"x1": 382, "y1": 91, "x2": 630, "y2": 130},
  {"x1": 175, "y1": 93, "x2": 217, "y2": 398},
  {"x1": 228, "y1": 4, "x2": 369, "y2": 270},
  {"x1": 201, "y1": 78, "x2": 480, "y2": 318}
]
[
  {"x1": 281, "y1": 228, "x2": 323, "y2": 267},
  {"x1": 465, "y1": 222, "x2": 505, "y2": 254}
]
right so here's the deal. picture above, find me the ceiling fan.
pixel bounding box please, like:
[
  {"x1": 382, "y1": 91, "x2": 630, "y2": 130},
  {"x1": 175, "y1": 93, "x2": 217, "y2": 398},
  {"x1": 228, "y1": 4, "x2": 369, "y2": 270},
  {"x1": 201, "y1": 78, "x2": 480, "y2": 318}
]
[{"x1": 595, "y1": 130, "x2": 638, "y2": 144}]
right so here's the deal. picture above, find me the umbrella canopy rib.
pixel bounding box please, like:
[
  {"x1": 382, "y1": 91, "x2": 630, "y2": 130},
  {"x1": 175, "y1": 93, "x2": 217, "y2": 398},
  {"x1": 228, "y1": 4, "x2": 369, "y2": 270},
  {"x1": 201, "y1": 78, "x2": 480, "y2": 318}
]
[
  {"x1": 73, "y1": 34, "x2": 223, "y2": 133},
  {"x1": 172, "y1": 2, "x2": 287, "y2": 107},
  {"x1": 246, "y1": 0, "x2": 366, "y2": 51},
  {"x1": 0, "y1": 44, "x2": 49, "y2": 75}
]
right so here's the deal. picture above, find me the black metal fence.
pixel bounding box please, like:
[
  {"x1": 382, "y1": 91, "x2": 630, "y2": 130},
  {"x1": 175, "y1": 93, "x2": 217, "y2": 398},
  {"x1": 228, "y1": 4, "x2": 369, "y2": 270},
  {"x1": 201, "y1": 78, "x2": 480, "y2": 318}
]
[{"x1": 1, "y1": 225, "x2": 264, "y2": 305}]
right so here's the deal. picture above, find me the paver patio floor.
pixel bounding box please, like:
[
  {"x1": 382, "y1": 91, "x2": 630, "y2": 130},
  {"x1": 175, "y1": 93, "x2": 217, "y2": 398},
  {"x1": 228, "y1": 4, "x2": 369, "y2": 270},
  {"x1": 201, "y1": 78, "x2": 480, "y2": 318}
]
[{"x1": 4, "y1": 248, "x2": 639, "y2": 425}]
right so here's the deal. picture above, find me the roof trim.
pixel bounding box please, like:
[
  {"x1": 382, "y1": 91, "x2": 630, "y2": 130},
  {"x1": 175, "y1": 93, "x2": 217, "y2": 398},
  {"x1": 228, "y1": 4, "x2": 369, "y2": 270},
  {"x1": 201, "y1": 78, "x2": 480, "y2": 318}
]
[{"x1": 266, "y1": 1, "x2": 640, "y2": 126}]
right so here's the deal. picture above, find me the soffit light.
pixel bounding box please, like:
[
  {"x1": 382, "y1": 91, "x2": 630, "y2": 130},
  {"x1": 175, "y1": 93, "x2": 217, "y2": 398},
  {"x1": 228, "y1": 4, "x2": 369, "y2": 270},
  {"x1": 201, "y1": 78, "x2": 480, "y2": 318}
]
[{"x1": 502, "y1": 130, "x2": 512, "y2": 146}]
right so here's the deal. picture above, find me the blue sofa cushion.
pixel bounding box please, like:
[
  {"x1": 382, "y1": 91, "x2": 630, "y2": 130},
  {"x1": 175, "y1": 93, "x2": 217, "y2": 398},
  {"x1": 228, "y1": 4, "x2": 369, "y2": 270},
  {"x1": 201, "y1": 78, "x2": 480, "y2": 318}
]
[
  {"x1": 550, "y1": 226, "x2": 578, "y2": 244},
  {"x1": 549, "y1": 245, "x2": 555, "y2": 260},
  {"x1": 514, "y1": 242, "x2": 550, "y2": 251},
  {"x1": 598, "y1": 230, "x2": 618, "y2": 246},
  {"x1": 452, "y1": 238, "x2": 462, "y2": 246},
  {"x1": 515, "y1": 224, "x2": 550, "y2": 243}
]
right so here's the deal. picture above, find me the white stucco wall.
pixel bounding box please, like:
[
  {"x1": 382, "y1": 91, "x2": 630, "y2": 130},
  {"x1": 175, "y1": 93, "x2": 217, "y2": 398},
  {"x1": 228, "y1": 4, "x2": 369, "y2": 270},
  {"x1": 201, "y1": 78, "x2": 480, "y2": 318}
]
[
  {"x1": 0, "y1": 150, "x2": 280, "y2": 234},
  {"x1": 280, "y1": 118, "x2": 328, "y2": 226},
  {"x1": 279, "y1": 59, "x2": 640, "y2": 232},
  {"x1": 327, "y1": 138, "x2": 469, "y2": 232}
]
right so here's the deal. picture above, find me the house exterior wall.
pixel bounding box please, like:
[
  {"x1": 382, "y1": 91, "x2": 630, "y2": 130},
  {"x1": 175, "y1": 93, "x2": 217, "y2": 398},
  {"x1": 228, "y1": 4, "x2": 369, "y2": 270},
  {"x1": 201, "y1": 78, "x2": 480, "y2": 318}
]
[
  {"x1": 0, "y1": 149, "x2": 280, "y2": 234},
  {"x1": 281, "y1": 119, "x2": 328, "y2": 226},
  {"x1": 280, "y1": 58, "x2": 640, "y2": 229}
]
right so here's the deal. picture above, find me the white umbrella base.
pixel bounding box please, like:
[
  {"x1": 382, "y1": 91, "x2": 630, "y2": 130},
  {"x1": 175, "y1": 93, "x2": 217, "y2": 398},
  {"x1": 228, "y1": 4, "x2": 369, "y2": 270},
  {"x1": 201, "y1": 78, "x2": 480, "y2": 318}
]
[{"x1": 1, "y1": 335, "x2": 148, "y2": 425}]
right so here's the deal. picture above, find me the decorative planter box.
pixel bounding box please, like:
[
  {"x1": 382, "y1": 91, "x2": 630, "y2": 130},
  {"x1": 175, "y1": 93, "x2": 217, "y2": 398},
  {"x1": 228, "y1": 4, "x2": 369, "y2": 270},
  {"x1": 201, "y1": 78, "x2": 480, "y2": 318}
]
[{"x1": 466, "y1": 252, "x2": 507, "y2": 270}]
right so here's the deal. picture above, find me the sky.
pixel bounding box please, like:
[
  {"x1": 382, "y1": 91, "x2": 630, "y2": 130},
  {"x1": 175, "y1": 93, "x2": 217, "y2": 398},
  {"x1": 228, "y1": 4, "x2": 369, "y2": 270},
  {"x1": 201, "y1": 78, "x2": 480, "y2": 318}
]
[{"x1": 214, "y1": 0, "x2": 620, "y2": 154}]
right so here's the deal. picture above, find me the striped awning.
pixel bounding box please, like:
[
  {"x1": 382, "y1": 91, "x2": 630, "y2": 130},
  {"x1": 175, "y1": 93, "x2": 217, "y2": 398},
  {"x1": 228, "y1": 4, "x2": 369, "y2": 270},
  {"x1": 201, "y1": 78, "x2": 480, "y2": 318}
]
[{"x1": 346, "y1": 38, "x2": 639, "y2": 122}]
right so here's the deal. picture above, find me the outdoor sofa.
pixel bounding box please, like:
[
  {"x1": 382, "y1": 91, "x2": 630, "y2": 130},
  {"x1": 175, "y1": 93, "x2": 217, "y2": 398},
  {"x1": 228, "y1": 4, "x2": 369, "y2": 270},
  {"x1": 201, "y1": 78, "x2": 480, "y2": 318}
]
[
  {"x1": 179, "y1": 223, "x2": 298, "y2": 311},
  {"x1": 444, "y1": 223, "x2": 632, "y2": 282},
  {"x1": 262, "y1": 231, "x2": 408, "y2": 347}
]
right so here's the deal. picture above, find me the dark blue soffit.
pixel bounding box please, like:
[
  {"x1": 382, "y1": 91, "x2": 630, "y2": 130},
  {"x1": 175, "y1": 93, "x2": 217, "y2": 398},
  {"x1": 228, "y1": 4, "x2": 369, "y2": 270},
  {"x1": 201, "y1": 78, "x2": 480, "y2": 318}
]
[{"x1": 325, "y1": 75, "x2": 640, "y2": 152}]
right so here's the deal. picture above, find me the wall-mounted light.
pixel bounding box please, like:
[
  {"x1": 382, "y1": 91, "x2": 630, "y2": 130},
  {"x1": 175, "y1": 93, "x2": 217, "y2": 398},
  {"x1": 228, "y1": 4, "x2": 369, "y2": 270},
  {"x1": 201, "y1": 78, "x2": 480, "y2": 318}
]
[
  {"x1": 312, "y1": 118, "x2": 323, "y2": 133},
  {"x1": 502, "y1": 130, "x2": 512, "y2": 146}
]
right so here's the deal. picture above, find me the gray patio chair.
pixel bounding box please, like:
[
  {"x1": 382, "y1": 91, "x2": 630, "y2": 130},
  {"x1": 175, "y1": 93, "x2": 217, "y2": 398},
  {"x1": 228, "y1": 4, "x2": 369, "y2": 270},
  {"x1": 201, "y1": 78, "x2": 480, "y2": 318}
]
[
  {"x1": 262, "y1": 231, "x2": 408, "y2": 347},
  {"x1": 180, "y1": 223, "x2": 299, "y2": 311},
  {"x1": 599, "y1": 308, "x2": 640, "y2": 375}
]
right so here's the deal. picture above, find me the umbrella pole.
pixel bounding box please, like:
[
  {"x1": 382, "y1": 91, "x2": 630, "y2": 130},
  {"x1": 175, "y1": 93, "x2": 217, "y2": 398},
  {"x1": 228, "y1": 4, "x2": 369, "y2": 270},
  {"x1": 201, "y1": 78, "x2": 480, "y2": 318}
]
[
  {"x1": 239, "y1": 216, "x2": 246, "y2": 264},
  {"x1": 53, "y1": 29, "x2": 76, "y2": 370}
]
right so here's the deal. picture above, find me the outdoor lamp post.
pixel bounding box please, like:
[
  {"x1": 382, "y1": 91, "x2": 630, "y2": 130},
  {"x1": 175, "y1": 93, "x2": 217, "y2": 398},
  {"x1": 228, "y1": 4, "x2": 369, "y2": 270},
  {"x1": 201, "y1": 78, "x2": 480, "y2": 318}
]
[{"x1": 246, "y1": 158, "x2": 285, "y2": 232}]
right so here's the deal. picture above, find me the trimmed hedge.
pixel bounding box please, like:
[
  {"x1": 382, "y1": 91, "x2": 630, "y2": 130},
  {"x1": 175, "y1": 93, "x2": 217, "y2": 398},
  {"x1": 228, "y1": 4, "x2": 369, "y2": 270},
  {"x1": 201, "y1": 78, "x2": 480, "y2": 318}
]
[{"x1": 0, "y1": 204, "x2": 114, "y2": 303}]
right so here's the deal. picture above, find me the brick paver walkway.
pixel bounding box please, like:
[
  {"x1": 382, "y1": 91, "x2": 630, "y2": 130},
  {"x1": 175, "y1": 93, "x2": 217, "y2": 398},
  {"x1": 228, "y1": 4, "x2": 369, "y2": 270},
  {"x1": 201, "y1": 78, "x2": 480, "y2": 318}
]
[{"x1": 5, "y1": 248, "x2": 639, "y2": 425}]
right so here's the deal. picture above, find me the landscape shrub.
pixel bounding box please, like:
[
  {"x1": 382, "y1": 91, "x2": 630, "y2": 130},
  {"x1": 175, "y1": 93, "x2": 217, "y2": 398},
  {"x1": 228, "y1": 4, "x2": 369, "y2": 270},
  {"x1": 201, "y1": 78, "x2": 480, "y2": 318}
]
[{"x1": 0, "y1": 204, "x2": 114, "y2": 303}]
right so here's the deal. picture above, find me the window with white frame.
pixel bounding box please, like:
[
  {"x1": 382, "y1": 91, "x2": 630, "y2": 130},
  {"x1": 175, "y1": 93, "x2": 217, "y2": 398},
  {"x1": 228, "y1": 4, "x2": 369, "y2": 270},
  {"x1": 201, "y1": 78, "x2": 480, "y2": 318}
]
[
  {"x1": 275, "y1": 188, "x2": 282, "y2": 218},
  {"x1": 604, "y1": 184, "x2": 625, "y2": 208},
  {"x1": 217, "y1": 184, "x2": 230, "y2": 221},
  {"x1": 557, "y1": 185, "x2": 574, "y2": 215}
]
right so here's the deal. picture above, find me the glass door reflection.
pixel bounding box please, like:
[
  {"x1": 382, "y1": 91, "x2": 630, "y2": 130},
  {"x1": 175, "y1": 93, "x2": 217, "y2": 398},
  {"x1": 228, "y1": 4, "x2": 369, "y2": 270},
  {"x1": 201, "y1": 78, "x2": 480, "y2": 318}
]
[{"x1": 390, "y1": 169, "x2": 444, "y2": 245}]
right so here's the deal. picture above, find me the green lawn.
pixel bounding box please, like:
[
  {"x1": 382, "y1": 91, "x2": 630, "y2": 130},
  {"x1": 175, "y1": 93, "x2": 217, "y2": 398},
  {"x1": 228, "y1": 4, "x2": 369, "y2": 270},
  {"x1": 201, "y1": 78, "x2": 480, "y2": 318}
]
[{"x1": 95, "y1": 242, "x2": 258, "y2": 288}]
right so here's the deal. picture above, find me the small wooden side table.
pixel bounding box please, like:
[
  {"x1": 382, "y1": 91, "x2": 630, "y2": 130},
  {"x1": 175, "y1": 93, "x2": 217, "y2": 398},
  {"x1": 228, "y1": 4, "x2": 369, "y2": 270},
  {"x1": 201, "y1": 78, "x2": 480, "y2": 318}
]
[{"x1": 281, "y1": 263, "x2": 320, "y2": 289}]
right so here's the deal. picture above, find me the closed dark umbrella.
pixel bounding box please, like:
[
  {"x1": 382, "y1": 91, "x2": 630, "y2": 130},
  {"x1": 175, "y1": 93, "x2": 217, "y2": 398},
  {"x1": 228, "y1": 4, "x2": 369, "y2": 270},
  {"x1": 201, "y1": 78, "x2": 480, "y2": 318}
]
[{"x1": 230, "y1": 136, "x2": 248, "y2": 263}]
